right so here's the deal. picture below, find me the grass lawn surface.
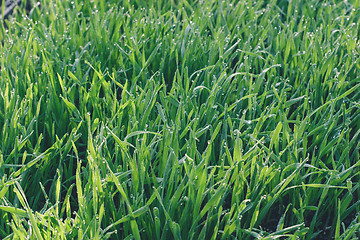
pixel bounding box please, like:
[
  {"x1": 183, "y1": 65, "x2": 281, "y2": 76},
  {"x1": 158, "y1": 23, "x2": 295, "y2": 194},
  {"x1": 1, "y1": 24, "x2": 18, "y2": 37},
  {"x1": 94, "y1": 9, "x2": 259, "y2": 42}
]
[{"x1": 0, "y1": 0, "x2": 360, "y2": 239}]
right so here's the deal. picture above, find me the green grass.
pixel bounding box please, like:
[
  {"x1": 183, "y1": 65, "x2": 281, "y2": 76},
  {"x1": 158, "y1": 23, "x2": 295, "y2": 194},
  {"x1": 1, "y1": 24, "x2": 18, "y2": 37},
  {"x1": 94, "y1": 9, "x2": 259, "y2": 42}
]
[{"x1": 0, "y1": 0, "x2": 360, "y2": 239}]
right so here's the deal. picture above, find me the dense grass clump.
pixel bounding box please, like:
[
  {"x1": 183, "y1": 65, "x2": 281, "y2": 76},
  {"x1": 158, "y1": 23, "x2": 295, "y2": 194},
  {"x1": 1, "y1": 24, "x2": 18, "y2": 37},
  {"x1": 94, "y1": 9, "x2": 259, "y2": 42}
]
[{"x1": 0, "y1": 0, "x2": 360, "y2": 239}]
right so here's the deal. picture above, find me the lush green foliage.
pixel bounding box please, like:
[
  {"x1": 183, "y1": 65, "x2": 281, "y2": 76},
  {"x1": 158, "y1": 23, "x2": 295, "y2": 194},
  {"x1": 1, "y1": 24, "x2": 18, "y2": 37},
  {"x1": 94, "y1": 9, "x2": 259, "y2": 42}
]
[{"x1": 0, "y1": 0, "x2": 360, "y2": 239}]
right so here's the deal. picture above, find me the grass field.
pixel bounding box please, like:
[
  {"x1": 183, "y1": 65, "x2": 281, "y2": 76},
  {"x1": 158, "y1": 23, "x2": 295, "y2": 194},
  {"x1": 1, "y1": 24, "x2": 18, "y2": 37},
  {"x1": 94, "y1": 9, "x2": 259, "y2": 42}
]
[{"x1": 0, "y1": 0, "x2": 360, "y2": 239}]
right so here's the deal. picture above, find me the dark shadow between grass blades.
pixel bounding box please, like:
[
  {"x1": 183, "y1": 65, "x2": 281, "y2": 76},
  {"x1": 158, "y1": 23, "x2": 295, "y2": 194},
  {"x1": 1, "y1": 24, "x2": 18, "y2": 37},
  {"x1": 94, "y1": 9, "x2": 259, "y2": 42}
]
[{"x1": 0, "y1": 0, "x2": 31, "y2": 21}]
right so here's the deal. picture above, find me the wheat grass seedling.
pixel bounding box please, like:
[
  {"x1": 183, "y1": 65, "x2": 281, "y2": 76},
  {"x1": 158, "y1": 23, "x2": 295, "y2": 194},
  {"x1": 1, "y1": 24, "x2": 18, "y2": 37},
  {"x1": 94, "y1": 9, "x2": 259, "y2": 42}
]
[{"x1": 0, "y1": 0, "x2": 359, "y2": 239}]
